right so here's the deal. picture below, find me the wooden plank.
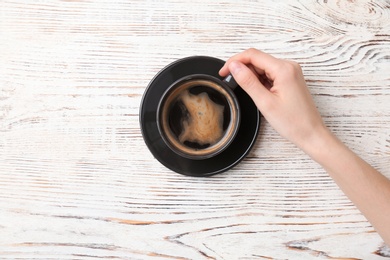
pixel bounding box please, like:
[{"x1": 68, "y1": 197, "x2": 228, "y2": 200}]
[{"x1": 1, "y1": 0, "x2": 389, "y2": 258}]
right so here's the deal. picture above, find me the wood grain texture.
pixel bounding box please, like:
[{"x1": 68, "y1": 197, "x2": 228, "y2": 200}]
[{"x1": 1, "y1": 0, "x2": 389, "y2": 259}]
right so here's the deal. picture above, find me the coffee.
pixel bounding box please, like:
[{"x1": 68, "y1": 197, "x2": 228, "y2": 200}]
[
  {"x1": 173, "y1": 87, "x2": 227, "y2": 146},
  {"x1": 158, "y1": 77, "x2": 239, "y2": 159}
]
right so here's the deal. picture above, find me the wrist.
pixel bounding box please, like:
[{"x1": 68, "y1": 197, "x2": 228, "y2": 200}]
[{"x1": 296, "y1": 125, "x2": 339, "y2": 164}]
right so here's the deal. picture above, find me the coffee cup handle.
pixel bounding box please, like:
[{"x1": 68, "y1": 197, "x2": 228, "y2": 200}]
[{"x1": 223, "y1": 74, "x2": 238, "y2": 90}]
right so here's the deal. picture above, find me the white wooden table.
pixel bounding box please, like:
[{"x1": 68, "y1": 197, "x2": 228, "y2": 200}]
[{"x1": 1, "y1": 1, "x2": 389, "y2": 259}]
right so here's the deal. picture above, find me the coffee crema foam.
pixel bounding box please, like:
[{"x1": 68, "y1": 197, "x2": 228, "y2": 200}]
[{"x1": 178, "y1": 90, "x2": 224, "y2": 146}]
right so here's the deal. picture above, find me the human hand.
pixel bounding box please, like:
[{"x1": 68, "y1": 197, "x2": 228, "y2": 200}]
[
  {"x1": 220, "y1": 49, "x2": 390, "y2": 246},
  {"x1": 219, "y1": 48, "x2": 328, "y2": 150}
]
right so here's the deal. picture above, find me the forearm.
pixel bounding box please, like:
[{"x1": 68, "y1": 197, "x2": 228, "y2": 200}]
[{"x1": 300, "y1": 127, "x2": 390, "y2": 245}]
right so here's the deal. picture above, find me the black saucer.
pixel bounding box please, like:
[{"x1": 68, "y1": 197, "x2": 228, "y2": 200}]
[{"x1": 139, "y1": 56, "x2": 261, "y2": 177}]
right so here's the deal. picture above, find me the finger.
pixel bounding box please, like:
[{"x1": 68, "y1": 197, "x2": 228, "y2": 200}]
[
  {"x1": 246, "y1": 64, "x2": 273, "y2": 89},
  {"x1": 219, "y1": 55, "x2": 265, "y2": 77},
  {"x1": 228, "y1": 61, "x2": 272, "y2": 109},
  {"x1": 220, "y1": 48, "x2": 282, "y2": 80}
]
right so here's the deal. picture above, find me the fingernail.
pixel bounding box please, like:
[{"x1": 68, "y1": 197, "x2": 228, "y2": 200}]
[{"x1": 229, "y1": 61, "x2": 242, "y2": 75}]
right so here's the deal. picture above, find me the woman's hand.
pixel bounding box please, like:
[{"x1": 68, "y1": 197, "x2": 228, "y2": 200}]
[
  {"x1": 219, "y1": 48, "x2": 327, "y2": 151},
  {"x1": 220, "y1": 48, "x2": 390, "y2": 245}
]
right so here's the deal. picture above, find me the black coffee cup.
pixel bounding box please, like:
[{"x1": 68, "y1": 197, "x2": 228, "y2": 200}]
[{"x1": 157, "y1": 74, "x2": 240, "y2": 159}]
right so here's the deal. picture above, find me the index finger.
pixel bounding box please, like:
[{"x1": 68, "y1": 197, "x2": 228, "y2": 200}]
[{"x1": 219, "y1": 48, "x2": 282, "y2": 80}]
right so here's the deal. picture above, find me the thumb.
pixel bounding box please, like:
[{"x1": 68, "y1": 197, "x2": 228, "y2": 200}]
[{"x1": 228, "y1": 61, "x2": 272, "y2": 110}]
